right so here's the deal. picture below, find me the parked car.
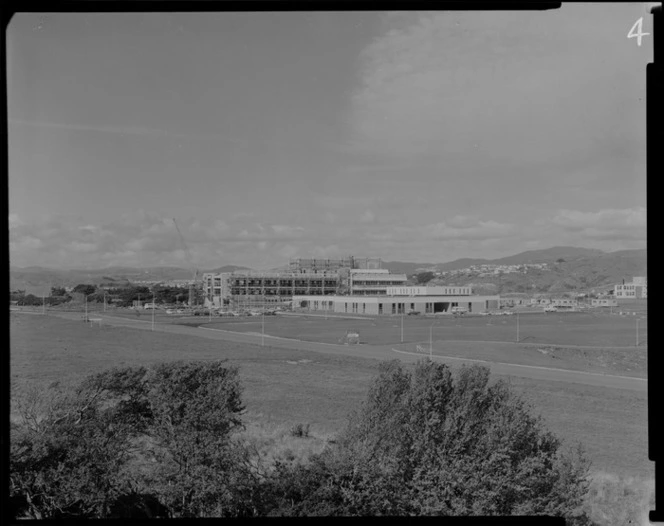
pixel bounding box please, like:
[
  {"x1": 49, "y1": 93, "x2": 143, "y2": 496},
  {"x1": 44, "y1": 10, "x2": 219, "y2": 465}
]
[{"x1": 407, "y1": 311, "x2": 421, "y2": 316}]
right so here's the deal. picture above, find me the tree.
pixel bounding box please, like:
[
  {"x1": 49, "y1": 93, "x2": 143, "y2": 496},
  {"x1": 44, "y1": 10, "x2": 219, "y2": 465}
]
[
  {"x1": 262, "y1": 361, "x2": 592, "y2": 522},
  {"x1": 10, "y1": 361, "x2": 255, "y2": 519},
  {"x1": 10, "y1": 379, "x2": 142, "y2": 519},
  {"x1": 51, "y1": 286, "x2": 67, "y2": 297},
  {"x1": 143, "y1": 361, "x2": 250, "y2": 517},
  {"x1": 72, "y1": 284, "x2": 96, "y2": 296},
  {"x1": 416, "y1": 272, "x2": 435, "y2": 285},
  {"x1": 17, "y1": 294, "x2": 41, "y2": 306}
]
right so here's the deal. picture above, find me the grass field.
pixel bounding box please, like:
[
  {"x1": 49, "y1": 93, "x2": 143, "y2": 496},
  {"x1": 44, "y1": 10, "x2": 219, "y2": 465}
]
[
  {"x1": 192, "y1": 310, "x2": 648, "y2": 348},
  {"x1": 10, "y1": 312, "x2": 651, "y2": 480}
]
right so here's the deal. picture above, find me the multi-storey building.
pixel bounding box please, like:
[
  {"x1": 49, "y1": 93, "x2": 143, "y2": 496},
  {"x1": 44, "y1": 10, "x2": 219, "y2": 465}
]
[
  {"x1": 349, "y1": 269, "x2": 408, "y2": 296},
  {"x1": 615, "y1": 277, "x2": 647, "y2": 299},
  {"x1": 203, "y1": 256, "x2": 390, "y2": 307}
]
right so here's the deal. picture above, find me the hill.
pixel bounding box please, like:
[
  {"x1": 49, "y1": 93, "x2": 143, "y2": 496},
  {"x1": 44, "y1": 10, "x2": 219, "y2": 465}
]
[
  {"x1": 10, "y1": 247, "x2": 646, "y2": 295},
  {"x1": 9, "y1": 265, "x2": 252, "y2": 291},
  {"x1": 430, "y1": 248, "x2": 646, "y2": 294}
]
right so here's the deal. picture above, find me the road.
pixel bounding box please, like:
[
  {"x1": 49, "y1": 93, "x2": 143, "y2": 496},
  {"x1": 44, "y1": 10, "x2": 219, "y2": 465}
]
[{"x1": 33, "y1": 310, "x2": 647, "y2": 392}]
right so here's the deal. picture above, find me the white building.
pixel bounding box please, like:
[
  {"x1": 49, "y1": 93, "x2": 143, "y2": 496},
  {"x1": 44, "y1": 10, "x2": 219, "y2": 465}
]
[
  {"x1": 349, "y1": 269, "x2": 408, "y2": 296},
  {"x1": 385, "y1": 286, "x2": 472, "y2": 296},
  {"x1": 615, "y1": 277, "x2": 647, "y2": 299},
  {"x1": 591, "y1": 298, "x2": 618, "y2": 307},
  {"x1": 293, "y1": 294, "x2": 500, "y2": 315}
]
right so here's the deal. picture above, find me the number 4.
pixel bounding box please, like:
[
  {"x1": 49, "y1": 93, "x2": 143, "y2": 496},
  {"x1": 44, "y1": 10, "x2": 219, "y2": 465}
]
[{"x1": 627, "y1": 17, "x2": 650, "y2": 47}]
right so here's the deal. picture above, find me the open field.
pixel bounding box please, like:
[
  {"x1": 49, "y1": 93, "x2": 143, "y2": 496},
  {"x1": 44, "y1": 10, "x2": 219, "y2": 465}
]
[
  {"x1": 193, "y1": 310, "x2": 647, "y2": 348},
  {"x1": 10, "y1": 312, "x2": 651, "y2": 480}
]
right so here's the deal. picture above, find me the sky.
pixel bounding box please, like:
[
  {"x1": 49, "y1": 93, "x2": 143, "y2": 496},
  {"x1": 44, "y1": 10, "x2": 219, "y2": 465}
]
[{"x1": 8, "y1": 5, "x2": 651, "y2": 270}]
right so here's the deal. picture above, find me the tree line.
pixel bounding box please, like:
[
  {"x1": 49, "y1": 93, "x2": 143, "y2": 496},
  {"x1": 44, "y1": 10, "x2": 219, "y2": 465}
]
[
  {"x1": 10, "y1": 359, "x2": 594, "y2": 522},
  {"x1": 10, "y1": 284, "x2": 198, "y2": 307}
]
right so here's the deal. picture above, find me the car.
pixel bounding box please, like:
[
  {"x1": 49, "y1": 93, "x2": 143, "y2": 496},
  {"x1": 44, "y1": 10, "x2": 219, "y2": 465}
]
[{"x1": 407, "y1": 311, "x2": 421, "y2": 316}]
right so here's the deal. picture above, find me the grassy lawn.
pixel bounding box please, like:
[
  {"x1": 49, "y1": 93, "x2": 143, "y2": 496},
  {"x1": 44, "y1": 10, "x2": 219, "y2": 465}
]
[
  {"x1": 402, "y1": 340, "x2": 647, "y2": 377},
  {"x1": 10, "y1": 313, "x2": 651, "y2": 481},
  {"x1": 195, "y1": 311, "x2": 647, "y2": 348}
]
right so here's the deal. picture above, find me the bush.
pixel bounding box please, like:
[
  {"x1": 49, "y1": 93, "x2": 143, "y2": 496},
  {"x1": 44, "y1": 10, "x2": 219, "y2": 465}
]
[
  {"x1": 10, "y1": 361, "x2": 256, "y2": 519},
  {"x1": 289, "y1": 423, "x2": 310, "y2": 438},
  {"x1": 261, "y1": 361, "x2": 592, "y2": 521}
]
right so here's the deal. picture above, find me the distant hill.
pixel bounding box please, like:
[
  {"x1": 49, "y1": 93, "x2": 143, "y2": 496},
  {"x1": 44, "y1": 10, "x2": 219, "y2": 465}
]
[
  {"x1": 430, "y1": 247, "x2": 646, "y2": 294},
  {"x1": 9, "y1": 264, "x2": 250, "y2": 291},
  {"x1": 381, "y1": 246, "x2": 646, "y2": 293},
  {"x1": 381, "y1": 261, "x2": 436, "y2": 275},
  {"x1": 206, "y1": 265, "x2": 252, "y2": 274},
  {"x1": 10, "y1": 247, "x2": 646, "y2": 295}
]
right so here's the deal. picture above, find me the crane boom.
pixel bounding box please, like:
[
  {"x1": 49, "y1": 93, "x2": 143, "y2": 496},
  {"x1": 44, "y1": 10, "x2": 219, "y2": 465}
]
[{"x1": 173, "y1": 218, "x2": 198, "y2": 307}]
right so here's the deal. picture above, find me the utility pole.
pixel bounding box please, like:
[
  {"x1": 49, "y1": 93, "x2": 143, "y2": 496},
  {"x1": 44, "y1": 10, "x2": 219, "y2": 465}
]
[
  {"x1": 152, "y1": 291, "x2": 155, "y2": 331},
  {"x1": 516, "y1": 312, "x2": 520, "y2": 343},
  {"x1": 429, "y1": 320, "x2": 436, "y2": 358},
  {"x1": 401, "y1": 313, "x2": 404, "y2": 343},
  {"x1": 103, "y1": 291, "x2": 107, "y2": 312},
  {"x1": 85, "y1": 294, "x2": 88, "y2": 322},
  {"x1": 636, "y1": 318, "x2": 639, "y2": 347},
  {"x1": 42, "y1": 292, "x2": 45, "y2": 315},
  {"x1": 262, "y1": 309, "x2": 265, "y2": 347}
]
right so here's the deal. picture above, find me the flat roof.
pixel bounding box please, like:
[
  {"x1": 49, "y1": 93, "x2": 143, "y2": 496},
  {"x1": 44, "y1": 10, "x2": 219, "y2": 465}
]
[{"x1": 293, "y1": 294, "x2": 500, "y2": 302}]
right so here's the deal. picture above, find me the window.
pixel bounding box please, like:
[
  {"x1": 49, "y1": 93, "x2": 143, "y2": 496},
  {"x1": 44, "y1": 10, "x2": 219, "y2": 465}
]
[
  {"x1": 345, "y1": 303, "x2": 348, "y2": 313},
  {"x1": 392, "y1": 303, "x2": 396, "y2": 314},
  {"x1": 410, "y1": 303, "x2": 415, "y2": 311},
  {"x1": 379, "y1": 303, "x2": 383, "y2": 314},
  {"x1": 362, "y1": 303, "x2": 366, "y2": 314}
]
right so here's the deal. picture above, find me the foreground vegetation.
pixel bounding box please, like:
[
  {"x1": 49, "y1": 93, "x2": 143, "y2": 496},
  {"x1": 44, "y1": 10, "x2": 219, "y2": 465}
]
[{"x1": 11, "y1": 360, "x2": 593, "y2": 520}]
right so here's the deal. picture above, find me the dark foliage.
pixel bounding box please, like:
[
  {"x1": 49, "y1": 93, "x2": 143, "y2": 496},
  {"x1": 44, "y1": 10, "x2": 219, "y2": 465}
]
[{"x1": 259, "y1": 361, "x2": 592, "y2": 522}]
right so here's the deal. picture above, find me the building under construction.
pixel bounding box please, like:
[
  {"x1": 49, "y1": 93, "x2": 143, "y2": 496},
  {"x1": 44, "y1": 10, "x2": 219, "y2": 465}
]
[
  {"x1": 202, "y1": 256, "x2": 393, "y2": 308},
  {"x1": 288, "y1": 257, "x2": 382, "y2": 273}
]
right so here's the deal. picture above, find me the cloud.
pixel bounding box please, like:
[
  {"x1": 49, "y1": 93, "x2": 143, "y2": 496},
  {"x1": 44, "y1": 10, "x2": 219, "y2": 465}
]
[
  {"x1": 349, "y1": 8, "x2": 646, "y2": 168},
  {"x1": 421, "y1": 218, "x2": 515, "y2": 241},
  {"x1": 270, "y1": 224, "x2": 306, "y2": 237},
  {"x1": 360, "y1": 210, "x2": 375, "y2": 223},
  {"x1": 552, "y1": 207, "x2": 646, "y2": 241}
]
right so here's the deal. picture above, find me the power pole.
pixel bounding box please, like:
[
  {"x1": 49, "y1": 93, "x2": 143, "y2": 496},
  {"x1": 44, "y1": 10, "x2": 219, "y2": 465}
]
[
  {"x1": 516, "y1": 312, "x2": 520, "y2": 343},
  {"x1": 152, "y1": 291, "x2": 155, "y2": 331},
  {"x1": 401, "y1": 313, "x2": 404, "y2": 343}
]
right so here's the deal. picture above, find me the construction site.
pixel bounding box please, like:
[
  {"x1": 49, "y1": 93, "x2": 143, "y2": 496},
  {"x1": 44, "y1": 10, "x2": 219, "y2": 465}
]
[{"x1": 203, "y1": 256, "x2": 402, "y2": 309}]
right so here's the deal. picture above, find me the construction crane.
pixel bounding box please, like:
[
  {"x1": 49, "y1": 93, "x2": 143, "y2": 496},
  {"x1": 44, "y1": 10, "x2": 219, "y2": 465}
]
[{"x1": 173, "y1": 218, "x2": 198, "y2": 307}]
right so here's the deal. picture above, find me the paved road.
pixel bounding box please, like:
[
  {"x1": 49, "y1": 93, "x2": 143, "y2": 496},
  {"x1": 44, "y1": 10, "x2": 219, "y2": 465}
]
[{"x1": 36, "y1": 311, "x2": 647, "y2": 392}]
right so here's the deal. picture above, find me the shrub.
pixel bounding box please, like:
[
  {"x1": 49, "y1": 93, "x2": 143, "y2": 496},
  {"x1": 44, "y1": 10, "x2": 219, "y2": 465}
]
[
  {"x1": 10, "y1": 361, "x2": 256, "y2": 519},
  {"x1": 289, "y1": 423, "x2": 310, "y2": 438},
  {"x1": 261, "y1": 361, "x2": 593, "y2": 521}
]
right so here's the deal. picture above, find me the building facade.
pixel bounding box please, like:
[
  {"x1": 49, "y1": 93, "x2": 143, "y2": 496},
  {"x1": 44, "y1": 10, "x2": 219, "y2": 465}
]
[
  {"x1": 293, "y1": 294, "x2": 500, "y2": 315},
  {"x1": 591, "y1": 298, "x2": 618, "y2": 307},
  {"x1": 386, "y1": 286, "x2": 472, "y2": 296},
  {"x1": 615, "y1": 277, "x2": 647, "y2": 299},
  {"x1": 349, "y1": 269, "x2": 408, "y2": 296}
]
